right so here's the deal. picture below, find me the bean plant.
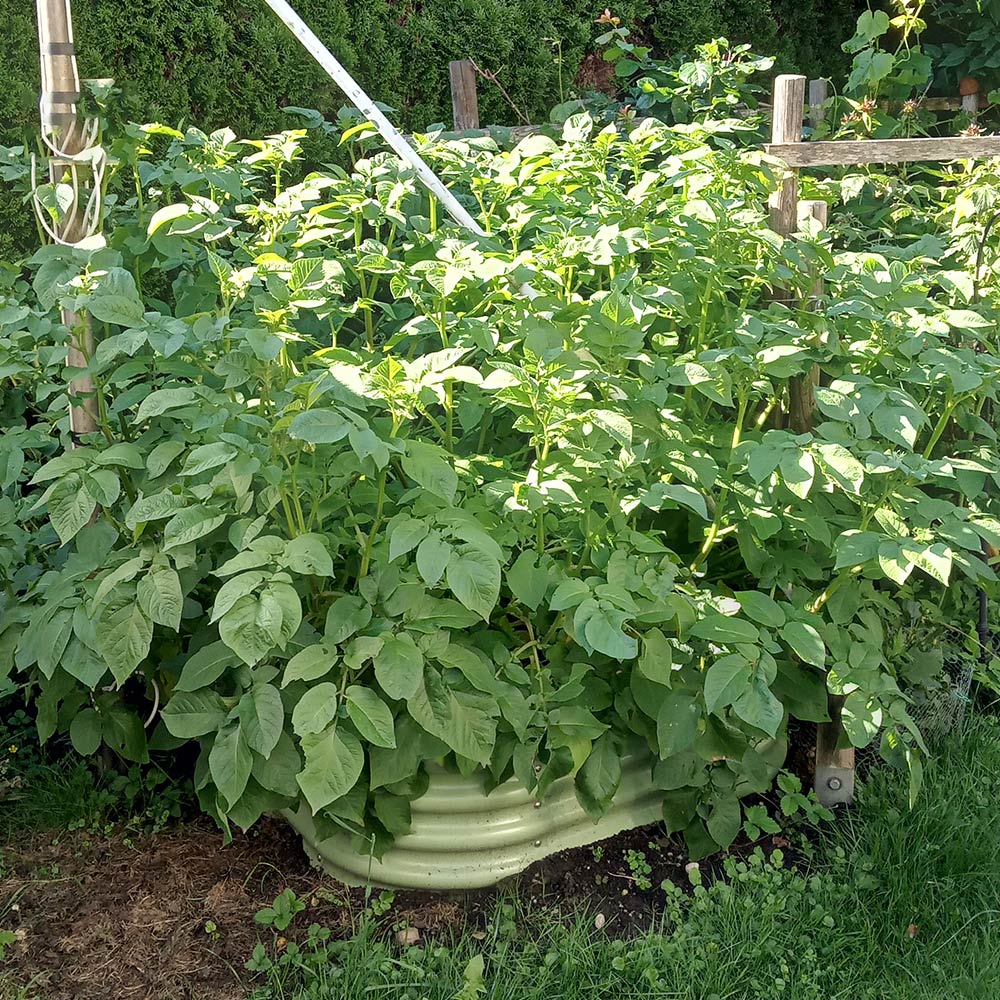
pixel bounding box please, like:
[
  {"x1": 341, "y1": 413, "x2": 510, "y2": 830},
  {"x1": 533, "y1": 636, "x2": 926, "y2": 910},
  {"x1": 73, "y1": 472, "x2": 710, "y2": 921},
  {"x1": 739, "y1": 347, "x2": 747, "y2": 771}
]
[{"x1": 0, "y1": 102, "x2": 998, "y2": 859}]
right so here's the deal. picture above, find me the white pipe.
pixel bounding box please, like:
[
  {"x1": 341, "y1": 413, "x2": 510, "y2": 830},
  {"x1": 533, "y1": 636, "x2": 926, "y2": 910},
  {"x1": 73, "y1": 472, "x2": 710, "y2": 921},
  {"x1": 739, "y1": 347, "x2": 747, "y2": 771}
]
[{"x1": 263, "y1": 0, "x2": 487, "y2": 237}]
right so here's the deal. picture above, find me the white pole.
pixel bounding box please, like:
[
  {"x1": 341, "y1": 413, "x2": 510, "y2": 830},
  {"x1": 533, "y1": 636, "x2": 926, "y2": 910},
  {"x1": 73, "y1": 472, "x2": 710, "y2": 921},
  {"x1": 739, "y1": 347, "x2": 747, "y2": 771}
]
[{"x1": 262, "y1": 0, "x2": 487, "y2": 237}]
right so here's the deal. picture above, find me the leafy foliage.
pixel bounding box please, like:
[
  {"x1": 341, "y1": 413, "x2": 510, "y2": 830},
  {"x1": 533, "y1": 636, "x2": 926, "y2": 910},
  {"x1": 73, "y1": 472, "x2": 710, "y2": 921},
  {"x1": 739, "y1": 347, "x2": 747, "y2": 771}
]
[{"x1": 1, "y1": 76, "x2": 998, "y2": 860}]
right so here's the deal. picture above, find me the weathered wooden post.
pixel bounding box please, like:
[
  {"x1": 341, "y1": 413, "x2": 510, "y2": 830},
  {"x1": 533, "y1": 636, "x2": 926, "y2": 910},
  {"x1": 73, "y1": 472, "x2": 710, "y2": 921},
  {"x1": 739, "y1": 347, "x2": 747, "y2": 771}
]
[
  {"x1": 807, "y1": 78, "x2": 829, "y2": 132},
  {"x1": 768, "y1": 75, "x2": 806, "y2": 240},
  {"x1": 768, "y1": 76, "x2": 855, "y2": 807},
  {"x1": 449, "y1": 59, "x2": 480, "y2": 131},
  {"x1": 35, "y1": 0, "x2": 98, "y2": 438}
]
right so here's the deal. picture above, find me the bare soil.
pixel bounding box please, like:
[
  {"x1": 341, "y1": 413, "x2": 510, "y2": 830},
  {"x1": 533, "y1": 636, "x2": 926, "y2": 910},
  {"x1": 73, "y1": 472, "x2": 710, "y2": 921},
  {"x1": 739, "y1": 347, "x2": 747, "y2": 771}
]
[{"x1": 0, "y1": 805, "x2": 798, "y2": 1000}]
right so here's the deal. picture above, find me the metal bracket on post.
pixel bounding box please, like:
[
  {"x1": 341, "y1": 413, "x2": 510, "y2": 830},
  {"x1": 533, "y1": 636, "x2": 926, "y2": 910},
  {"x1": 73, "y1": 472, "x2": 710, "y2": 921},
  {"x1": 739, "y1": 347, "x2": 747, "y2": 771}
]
[{"x1": 815, "y1": 695, "x2": 856, "y2": 806}]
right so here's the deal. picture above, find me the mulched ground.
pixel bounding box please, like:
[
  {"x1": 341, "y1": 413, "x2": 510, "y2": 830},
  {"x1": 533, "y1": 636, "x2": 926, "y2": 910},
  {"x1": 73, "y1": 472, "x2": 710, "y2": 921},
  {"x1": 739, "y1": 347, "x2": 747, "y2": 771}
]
[
  {"x1": 0, "y1": 808, "x2": 799, "y2": 1000},
  {"x1": 1, "y1": 728, "x2": 816, "y2": 1000}
]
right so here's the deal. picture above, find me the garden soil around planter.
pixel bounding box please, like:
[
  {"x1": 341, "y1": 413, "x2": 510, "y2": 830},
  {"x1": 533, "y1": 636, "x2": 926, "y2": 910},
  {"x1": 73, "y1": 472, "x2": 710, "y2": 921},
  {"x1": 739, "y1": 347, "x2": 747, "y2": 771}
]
[{"x1": 0, "y1": 813, "x2": 794, "y2": 1000}]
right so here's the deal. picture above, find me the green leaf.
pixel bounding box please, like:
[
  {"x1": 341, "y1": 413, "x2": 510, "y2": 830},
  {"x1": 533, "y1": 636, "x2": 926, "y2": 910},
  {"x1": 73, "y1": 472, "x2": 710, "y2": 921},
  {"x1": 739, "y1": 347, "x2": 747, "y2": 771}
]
[
  {"x1": 690, "y1": 615, "x2": 760, "y2": 646},
  {"x1": 872, "y1": 391, "x2": 925, "y2": 450},
  {"x1": 446, "y1": 547, "x2": 501, "y2": 621},
  {"x1": 239, "y1": 683, "x2": 285, "y2": 756},
  {"x1": 661, "y1": 788, "x2": 699, "y2": 835},
  {"x1": 210, "y1": 723, "x2": 253, "y2": 809},
  {"x1": 575, "y1": 735, "x2": 622, "y2": 818},
  {"x1": 135, "y1": 387, "x2": 197, "y2": 422},
  {"x1": 706, "y1": 794, "x2": 741, "y2": 848},
  {"x1": 289, "y1": 409, "x2": 352, "y2": 444},
  {"x1": 506, "y1": 551, "x2": 548, "y2": 611},
  {"x1": 210, "y1": 571, "x2": 267, "y2": 623},
  {"x1": 86, "y1": 267, "x2": 145, "y2": 326},
  {"x1": 908, "y1": 542, "x2": 953, "y2": 586},
  {"x1": 732, "y1": 674, "x2": 784, "y2": 736},
  {"x1": 179, "y1": 442, "x2": 238, "y2": 477},
  {"x1": 388, "y1": 516, "x2": 429, "y2": 562},
  {"x1": 402, "y1": 440, "x2": 458, "y2": 503},
  {"x1": 833, "y1": 530, "x2": 881, "y2": 570},
  {"x1": 176, "y1": 642, "x2": 239, "y2": 692},
  {"x1": 163, "y1": 505, "x2": 226, "y2": 550},
  {"x1": 816, "y1": 442, "x2": 864, "y2": 494},
  {"x1": 252, "y1": 730, "x2": 301, "y2": 798},
  {"x1": 70, "y1": 708, "x2": 102, "y2": 756},
  {"x1": 877, "y1": 541, "x2": 913, "y2": 586},
  {"x1": 582, "y1": 604, "x2": 638, "y2": 660},
  {"x1": 162, "y1": 689, "x2": 227, "y2": 738},
  {"x1": 408, "y1": 672, "x2": 496, "y2": 764},
  {"x1": 324, "y1": 596, "x2": 372, "y2": 644},
  {"x1": 219, "y1": 594, "x2": 283, "y2": 667},
  {"x1": 637, "y1": 627, "x2": 673, "y2": 684},
  {"x1": 125, "y1": 491, "x2": 188, "y2": 529},
  {"x1": 780, "y1": 621, "x2": 826, "y2": 667},
  {"x1": 416, "y1": 531, "x2": 452, "y2": 587},
  {"x1": 291, "y1": 682, "x2": 340, "y2": 736},
  {"x1": 146, "y1": 440, "x2": 185, "y2": 478},
  {"x1": 590, "y1": 408, "x2": 632, "y2": 446},
  {"x1": 48, "y1": 477, "x2": 96, "y2": 545},
  {"x1": 346, "y1": 685, "x2": 396, "y2": 749},
  {"x1": 296, "y1": 727, "x2": 364, "y2": 813},
  {"x1": 656, "y1": 693, "x2": 701, "y2": 758},
  {"x1": 704, "y1": 654, "x2": 752, "y2": 715},
  {"x1": 548, "y1": 706, "x2": 610, "y2": 741},
  {"x1": 97, "y1": 604, "x2": 153, "y2": 684},
  {"x1": 779, "y1": 449, "x2": 815, "y2": 499},
  {"x1": 283, "y1": 642, "x2": 338, "y2": 687},
  {"x1": 282, "y1": 533, "x2": 334, "y2": 577},
  {"x1": 83, "y1": 469, "x2": 121, "y2": 507},
  {"x1": 137, "y1": 567, "x2": 183, "y2": 630},
  {"x1": 639, "y1": 482, "x2": 709, "y2": 520},
  {"x1": 735, "y1": 591, "x2": 785, "y2": 628},
  {"x1": 375, "y1": 635, "x2": 424, "y2": 700}
]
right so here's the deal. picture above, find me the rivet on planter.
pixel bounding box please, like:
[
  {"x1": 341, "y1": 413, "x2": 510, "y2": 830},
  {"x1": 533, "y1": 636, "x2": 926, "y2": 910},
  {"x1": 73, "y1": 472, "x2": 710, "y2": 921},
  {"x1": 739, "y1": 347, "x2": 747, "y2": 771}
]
[
  {"x1": 827, "y1": 777, "x2": 843, "y2": 791},
  {"x1": 534, "y1": 839, "x2": 542, "y2": 847}
]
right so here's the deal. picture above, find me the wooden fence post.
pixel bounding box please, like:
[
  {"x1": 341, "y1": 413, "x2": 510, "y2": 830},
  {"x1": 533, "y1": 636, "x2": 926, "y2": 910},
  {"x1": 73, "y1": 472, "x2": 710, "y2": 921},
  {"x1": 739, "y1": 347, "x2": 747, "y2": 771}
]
[
  {"x1": 768, "y1": 75, "x2": 806, "y2": 240},
  {"x1": 788, "y1": 198, "x2": 826, "y2": 434},
  {"x1": 769, "y1": 76, "x2": 856, "y2": 807},
  {"x1": 807, "y1": 78, "x2": 829, "y2": 132},
  {"x1": 449, "y1": 59, "x2": 479, "y2": 131}
]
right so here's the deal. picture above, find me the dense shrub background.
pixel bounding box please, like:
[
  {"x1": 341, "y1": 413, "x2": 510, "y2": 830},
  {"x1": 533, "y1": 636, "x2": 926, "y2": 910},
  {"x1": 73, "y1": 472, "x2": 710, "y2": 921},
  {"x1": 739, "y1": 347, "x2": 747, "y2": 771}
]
[
  {"x1": 2, "y1": 1, "x2": 872, "y2": 141},
  {"x1": 0, "y1": 0, "x2": 871, "y2": 259}
]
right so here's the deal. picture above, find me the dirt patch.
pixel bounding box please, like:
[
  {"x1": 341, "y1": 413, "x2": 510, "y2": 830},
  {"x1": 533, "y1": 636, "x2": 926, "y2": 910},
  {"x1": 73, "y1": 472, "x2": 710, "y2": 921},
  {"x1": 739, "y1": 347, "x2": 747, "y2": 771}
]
[{"x1": 0, "y1": 809, "x2": 793, "y2": 1000}]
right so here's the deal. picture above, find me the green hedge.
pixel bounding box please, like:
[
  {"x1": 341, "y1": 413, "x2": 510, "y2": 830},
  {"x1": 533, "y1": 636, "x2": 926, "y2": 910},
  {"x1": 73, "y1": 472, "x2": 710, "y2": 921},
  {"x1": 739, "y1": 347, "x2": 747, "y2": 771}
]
[
  {"x1": 0, "y1": 0, "x2": 870, "y2": 258},
  {"x1": 4, "y1": 0, "x2": 873, "y2": 139}
]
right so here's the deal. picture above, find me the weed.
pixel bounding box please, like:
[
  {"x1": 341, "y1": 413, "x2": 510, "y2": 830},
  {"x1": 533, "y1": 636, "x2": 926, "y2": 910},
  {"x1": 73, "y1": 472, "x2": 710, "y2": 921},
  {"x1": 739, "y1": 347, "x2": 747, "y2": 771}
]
[
  {"x1": 624, "y1": 849, "x2": 653, "y2": 891},
  {"x1": 255, "y1": 889, "x2": 306, "y2": 932}
]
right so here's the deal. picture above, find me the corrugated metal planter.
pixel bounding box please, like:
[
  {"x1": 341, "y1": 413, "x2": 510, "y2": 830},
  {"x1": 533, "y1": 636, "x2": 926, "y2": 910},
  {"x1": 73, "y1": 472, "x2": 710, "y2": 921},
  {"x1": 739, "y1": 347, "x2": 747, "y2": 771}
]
[{"x1": 284, "y1": 754, "x2": 662, "y2": 890}]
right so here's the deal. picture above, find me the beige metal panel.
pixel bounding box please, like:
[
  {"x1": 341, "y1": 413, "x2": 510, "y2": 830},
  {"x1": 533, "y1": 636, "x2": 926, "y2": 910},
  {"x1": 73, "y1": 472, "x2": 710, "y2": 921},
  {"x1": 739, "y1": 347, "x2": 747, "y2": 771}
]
[{"x1": 285, "y1": 754, "x2": 664, "y2": 889}]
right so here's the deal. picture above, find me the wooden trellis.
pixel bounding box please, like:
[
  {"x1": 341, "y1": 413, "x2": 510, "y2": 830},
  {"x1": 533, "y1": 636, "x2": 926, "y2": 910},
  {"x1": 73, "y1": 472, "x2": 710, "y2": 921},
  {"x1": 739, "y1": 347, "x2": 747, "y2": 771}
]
[{"x1": 766, "y1": 73, "x2": 1000, "y2": 806}]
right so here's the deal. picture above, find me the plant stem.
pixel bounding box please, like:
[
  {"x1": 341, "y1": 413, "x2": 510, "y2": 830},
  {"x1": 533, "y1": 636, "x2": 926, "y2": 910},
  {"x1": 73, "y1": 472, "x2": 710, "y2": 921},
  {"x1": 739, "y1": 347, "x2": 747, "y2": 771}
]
[
  {"x1": 922, "y1": 396, "x2": 958, "y2": 458},
  {"x1": 690, "y1": 391, "x2": 749, "y2": 574}
]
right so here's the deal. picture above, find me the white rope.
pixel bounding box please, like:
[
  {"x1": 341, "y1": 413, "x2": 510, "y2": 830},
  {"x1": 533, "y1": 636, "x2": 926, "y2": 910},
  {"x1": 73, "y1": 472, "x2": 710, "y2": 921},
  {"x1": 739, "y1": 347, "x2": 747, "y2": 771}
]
[{"x1": 34, "y1": 0, "x2": 104, "y2": 246}]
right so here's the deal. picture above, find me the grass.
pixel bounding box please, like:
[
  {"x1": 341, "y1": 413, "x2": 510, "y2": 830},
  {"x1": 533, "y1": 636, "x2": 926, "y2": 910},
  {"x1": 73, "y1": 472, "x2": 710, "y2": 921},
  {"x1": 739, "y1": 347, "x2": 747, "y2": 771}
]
[
  {"x1": 246, "y1": 714, "x2": 1000, "y2": 1000},
  {"x1": 1, "y1": 714, "x2": 999, "y2": 999}
]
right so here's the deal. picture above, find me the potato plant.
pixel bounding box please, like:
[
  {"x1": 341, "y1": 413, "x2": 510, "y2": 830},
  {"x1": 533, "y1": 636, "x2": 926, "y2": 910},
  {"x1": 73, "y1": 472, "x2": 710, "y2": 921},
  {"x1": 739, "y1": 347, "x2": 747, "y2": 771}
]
[{"x1": 1, "y1": 110, "x2": 998, "y2": 857}]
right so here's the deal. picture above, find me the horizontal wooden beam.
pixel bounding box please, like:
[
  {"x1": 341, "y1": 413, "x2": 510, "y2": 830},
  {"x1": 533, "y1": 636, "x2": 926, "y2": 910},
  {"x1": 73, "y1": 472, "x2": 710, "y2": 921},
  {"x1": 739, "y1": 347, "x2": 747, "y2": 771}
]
[{"x1": 766, "y1": 136, "x2": 1000, "y2": 167}]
